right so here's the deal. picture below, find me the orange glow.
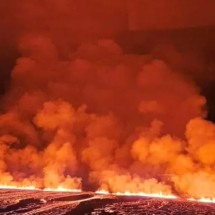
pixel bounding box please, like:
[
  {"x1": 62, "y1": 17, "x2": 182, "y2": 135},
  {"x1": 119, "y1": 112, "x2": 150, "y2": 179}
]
[
  {"x1": 1, "y1": 185, "x2": 215, "y2": 204},
  {"x1": 96, "y1": 189, "x2": 215, "y2": 204},
  {"x1": 43, "y1": 186, "x2": 81, "y2": 193},
  {"x1": 0, "y1": 184, "x2": 81, "y2": 192},
  {"x1": 0, "y1": 185, "x2": 39, "y2": 191},
  {"x1": 0, "y1": 3, "x2": 215, "y2": 206},
  {"x1": 96, "y1": 189, "x2": 177, "y2": 199},
  {"x1": 114, "y1": 191, "x2": 178, "y2": 199},
  {"x1": 95, "y1": 189, "x2": 110, "y2": 195},
  {"x1": 188, "y1": 197, "x2": 215, "y2": 204}
]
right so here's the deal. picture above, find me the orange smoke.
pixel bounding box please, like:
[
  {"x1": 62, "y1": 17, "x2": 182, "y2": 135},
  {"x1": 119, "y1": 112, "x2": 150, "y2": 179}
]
[{"x1": 0, "y1": 0, "x2": 215, "y2": 201}]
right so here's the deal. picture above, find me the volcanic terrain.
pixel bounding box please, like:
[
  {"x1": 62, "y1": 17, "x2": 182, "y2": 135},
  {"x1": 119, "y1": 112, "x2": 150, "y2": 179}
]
[{"x1": 0, "y1": 189, "x2": 215, "y2": 214}]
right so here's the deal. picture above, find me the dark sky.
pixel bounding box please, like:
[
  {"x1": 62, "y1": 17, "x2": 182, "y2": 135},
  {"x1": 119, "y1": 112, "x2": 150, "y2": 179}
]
[{"x1": 129, "y1": 0, "x2": 215, "y2": 30}]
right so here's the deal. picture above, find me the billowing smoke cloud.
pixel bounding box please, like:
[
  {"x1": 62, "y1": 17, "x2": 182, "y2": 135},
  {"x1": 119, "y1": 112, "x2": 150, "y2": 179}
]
[{"x1": 0, "y1": 0, "x2": 215, "y2": 199}]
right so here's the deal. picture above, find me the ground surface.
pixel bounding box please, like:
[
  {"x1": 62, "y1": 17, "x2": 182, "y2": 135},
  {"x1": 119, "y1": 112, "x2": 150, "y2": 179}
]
[{"x1": 0, "y1": 189, "x2": 215, "y2": 214}]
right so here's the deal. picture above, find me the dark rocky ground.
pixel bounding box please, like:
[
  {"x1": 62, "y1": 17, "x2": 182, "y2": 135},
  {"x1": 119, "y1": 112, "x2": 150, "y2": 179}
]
[{"x1": 0, "y1": 189, "x2": 214, "y2": 215}]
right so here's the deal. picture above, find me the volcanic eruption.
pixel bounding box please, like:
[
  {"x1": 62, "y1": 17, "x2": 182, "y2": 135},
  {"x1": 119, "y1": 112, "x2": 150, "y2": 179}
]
[{"x1": 0, "y1": 0, "x2": 215, "y2": 205}]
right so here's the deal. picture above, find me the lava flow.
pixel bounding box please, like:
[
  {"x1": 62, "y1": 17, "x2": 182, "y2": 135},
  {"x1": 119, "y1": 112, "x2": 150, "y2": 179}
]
[
  {"x1": 96, "y1": 189, "x2": 178, "y2": 199},
  {"x1": 188, "y1": 197, "x2": 215, "y2": 204},
  {"x1": 43, "y1": 187, "x2": 81, "y2": 193},
  {"x1": 95, "y1": 190, "x2": 215, "y2": 204},
  {"x1": 0, "y1": 185, "x2": 38, "y2": 191},
  {"x1": 1, "y1": 184, "x2": 215, "y2": 205},
  {"x1": 0, "y1": 184, "x2": 81, "y2": 193}
]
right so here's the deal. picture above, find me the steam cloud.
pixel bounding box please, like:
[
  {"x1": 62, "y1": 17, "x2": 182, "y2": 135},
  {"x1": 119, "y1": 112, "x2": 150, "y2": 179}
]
[{"x1": 0, "y1": 0, "x2": 215, "y2": 199}]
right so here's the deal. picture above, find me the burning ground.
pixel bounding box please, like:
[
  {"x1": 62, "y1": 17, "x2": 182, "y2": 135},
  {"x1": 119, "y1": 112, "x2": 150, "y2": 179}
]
[
  {"x1": 0, "y1": 189, "x2": 215, "y2": 214},
  {"x1": 0, "y1": 0, "x2": 215, "y2": 204}
]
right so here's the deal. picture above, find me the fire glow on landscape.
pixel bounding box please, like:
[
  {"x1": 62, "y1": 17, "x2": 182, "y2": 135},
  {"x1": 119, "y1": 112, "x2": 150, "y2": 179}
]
[{"x1": 1, "y1": 0, "x2": 215, "y2": 203}]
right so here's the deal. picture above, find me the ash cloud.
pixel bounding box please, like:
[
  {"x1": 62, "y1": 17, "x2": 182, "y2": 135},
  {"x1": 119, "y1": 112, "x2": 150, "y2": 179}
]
[{"x1": 0, "y1": 0, "x2": 215, "y2": 198}]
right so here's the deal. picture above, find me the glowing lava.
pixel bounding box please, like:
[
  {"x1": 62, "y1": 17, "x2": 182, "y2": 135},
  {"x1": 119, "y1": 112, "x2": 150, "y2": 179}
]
[
  {"x1": 114, "y1": 191, "x2": 178, "y2": 199},
  {"x1": 95, "y1": 189, "x2": 110, "y2": 195},
  {"x1": 0, "y1": 185, "x2": 39, "y2": 191},
  {"x1": 0, "y1": 184, "x2": 81, "y2": 193},
  {"x1": 1, "y1": 185, "x2": 215, "y2": 204},
  {"x1": 43, "y1": 186, "x2": 81, "y2": 192},
  {"x1": 96, "y1": 190, "x2": 215, "y2": 203},
  {"x1": 188, "y1": 197, "x2": 215, "y2": 204},
  {"x1": 96, "y1": 189, "x2": 177, "y2": 199}
]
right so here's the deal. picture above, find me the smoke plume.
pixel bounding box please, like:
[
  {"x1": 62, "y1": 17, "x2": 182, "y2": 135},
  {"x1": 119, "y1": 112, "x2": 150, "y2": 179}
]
[{"x1": 0, "y1": 0, "x2": 215, "y2": 199}]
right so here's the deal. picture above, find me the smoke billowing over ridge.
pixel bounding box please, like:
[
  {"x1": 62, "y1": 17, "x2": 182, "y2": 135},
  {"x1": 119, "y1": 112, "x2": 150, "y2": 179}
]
[{"x1": 1, "y1": 0, "x2": 215, "y2": 199}]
